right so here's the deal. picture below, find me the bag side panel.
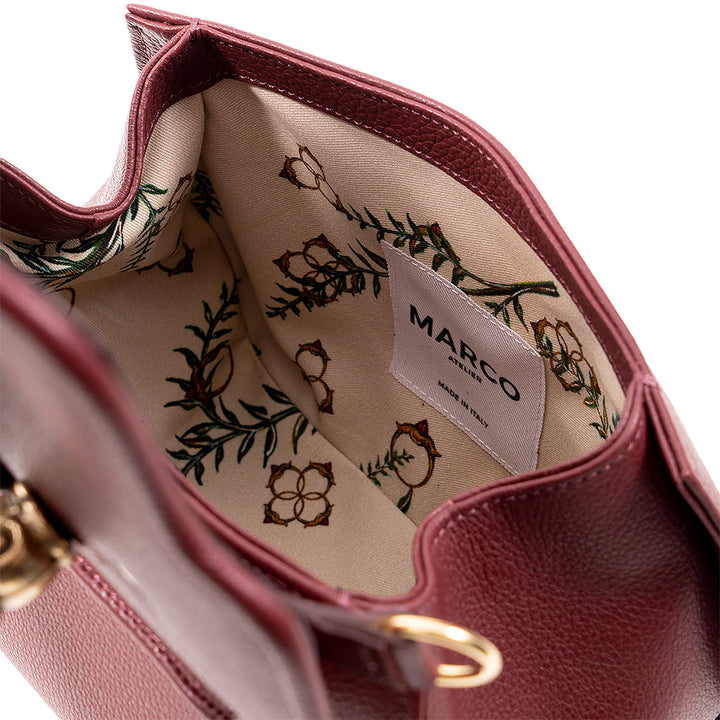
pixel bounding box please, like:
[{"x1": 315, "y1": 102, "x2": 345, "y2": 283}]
[
  {"x1": 419, "y1": 381, "x2": 720, "y2": 719},
  {"x1": 0, "y1": 269, "x2": 333, "y2": 720},
  {"x1": 0, "y1": 559, "x2": 230, "y2": 720}
]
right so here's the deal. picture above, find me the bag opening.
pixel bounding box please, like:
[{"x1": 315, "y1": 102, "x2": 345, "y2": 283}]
[{"x1": 0, "y1": 79, "x2": 625, "y2": 596}]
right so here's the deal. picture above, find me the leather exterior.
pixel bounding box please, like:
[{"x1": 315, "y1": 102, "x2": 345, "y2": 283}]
[
  {"x1": 0, "y1": 272, "x2": 335, "y2": 720},
  {"x1": 126, "y1": 8, "x2": 182, "y2": 71},
  {"x1": 0, "y1": 558, "x2": 229, "y2": 720},
  {"x1": 415, "y1": 379, "x2": 719, "y2": 719},
  {"x1": 0, "y1": 5, "x2": 718, "y2": 719}
]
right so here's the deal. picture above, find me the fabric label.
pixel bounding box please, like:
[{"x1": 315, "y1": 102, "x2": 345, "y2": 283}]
[{"x1": 383, "y1": 242, "x2": 546, "y2": 475}]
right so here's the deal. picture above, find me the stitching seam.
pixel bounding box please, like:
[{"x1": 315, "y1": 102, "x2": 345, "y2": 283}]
[
  {"x1": 74, "y1": 555, "x2": 235, "y2": 720},
  {"x1": 208, "y1": 38, "x2": 621, "y2": 379},
  {"x1": 429, "y1": 418, "x2": 645, "y2": 549},
  {"x1": 1, "y1": 34, "x2": 625, "y2": 381},
  {"x1": 392, "y1": 366, "x2": 522, "y2": 474}
]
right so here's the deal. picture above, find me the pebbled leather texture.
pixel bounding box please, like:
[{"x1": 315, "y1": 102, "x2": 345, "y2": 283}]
[
  {"x1": 0, "y1": 5, "x2": 718, "y2": 719},
  {"x1": 0, "y1": 558, "x2": 230, "y2": 720},
  {"x1": 415, "y1": 379, "x2": 719, "y2": 719},
  {"x1": 126, "y1": 9, "x2": 182, "y2": 71},
  {"x1": 0, "y1": 268, "x2": 335, "y2": 720},
  {"x1": 0, "y1": 6, "x2": 646, "y2": 393}
]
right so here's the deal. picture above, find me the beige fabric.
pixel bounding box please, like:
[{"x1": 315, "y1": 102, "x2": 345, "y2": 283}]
[
  {"x1": 0, "y1": 79, "x2": 625, "y2": 596},
  {"x1": 382, "y1": 240, "x2": 547, "y2": 475}
]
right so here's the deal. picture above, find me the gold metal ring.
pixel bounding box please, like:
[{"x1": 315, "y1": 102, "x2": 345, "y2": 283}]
[{"x1": 378, "y1": 614, "x2": 502, "y2": 689}]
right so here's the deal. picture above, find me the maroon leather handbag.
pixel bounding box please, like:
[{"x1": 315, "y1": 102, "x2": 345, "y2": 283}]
[{"x1": 1, "y1": 6, "x2": 718, "y2": 719}]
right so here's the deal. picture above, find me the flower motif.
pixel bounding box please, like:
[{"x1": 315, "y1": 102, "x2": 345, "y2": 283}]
[
  {"x1": 264, "y1": 462, "x2": 335, "y2": 527},
  {"x1": 378, "y1": 419, "x2": 442, "y2": 513},
  {"x1": 273, "y1": 250, "x2": 293, "y2": 275},
  {"x1": 270, "y1": 234, "x2": 363, "y2": 310},
  {"x1": 295, "y1": 339, "x2": 334, "y2": 414},
  {"x1": 278, "y1": 145, "x2": 348, "y2": 214},
  {"x1": 165, "y1": 242, "x2": 194, "y2": 276},
  {"x1": 394, "y1": 420, "x2": 442, "y2": 466},
  {"x1": 530, "y1": 317, "x2": 618, "y2": 439},
  {"x1": 279, "y1": 146, "x2": 325, "y2": 189},
  {"x1": 531, "y1": 318, "x2": 586, "y2": 392}
]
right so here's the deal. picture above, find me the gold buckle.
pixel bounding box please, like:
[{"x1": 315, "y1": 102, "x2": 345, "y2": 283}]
[
  {"x1": 0, "y1": 482, "x2": 73, "y2": 610},
  {"x1": 378, "y1": 614, "x2": 502, "y2": 688}
]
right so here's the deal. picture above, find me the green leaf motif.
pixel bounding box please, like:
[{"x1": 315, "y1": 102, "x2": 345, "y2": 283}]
[
  {"x1": 272, "y1": 144, "x2": 559, "y2": 328},
  {"x1": 359, "y1": 449, "x2": 414, "y2": 486},
  {"x1": 531, "y1": 318, "x2": 620, "y2": 441},
  {"x1": 396, "y1": 489, "x2": 413, "y2": 514},
  {"x1": 265, "y1": 234, "x2": 389, "y2": 319},
  {"x1": 165, "y1": 280, "x2": 310, "y2": 484},
  {"x1": 292, "y1": 415, "x2": 309, "y2": 454},
  {"x1": 190, "y1": 169, "x2": 223, "y2": 222},
  {"x1": 2, "y1": 178, "x2": 194, "y2": 287}
]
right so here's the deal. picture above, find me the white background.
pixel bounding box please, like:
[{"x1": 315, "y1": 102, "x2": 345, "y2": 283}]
[{"x1": 1, "y1": 1, "x2": 718, "y2": 717}]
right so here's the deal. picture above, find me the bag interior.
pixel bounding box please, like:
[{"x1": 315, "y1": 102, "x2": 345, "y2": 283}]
[{"x1": 0, "y1": 80, "x2": 625, "y2": 596}]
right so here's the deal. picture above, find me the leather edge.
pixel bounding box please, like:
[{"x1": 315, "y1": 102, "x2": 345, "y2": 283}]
[
  {"x1": 644, "y1": 382, "x2": 720, "y2": 548},
  {"x1": 0, "y1": 261, "x2": 336, "y2": 718}
]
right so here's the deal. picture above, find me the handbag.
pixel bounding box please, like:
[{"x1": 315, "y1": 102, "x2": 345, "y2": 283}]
[{"x1": 1, "y1": 5, "x2": 718, "y2": 718}]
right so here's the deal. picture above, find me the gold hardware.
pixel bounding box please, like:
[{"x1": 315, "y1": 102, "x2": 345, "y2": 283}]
[
  {"x1": 378, "y1": 614, "x2": 502, "y2": 689},
  {"x1": 0, "y1": 482, "x2": 73, "y2": 610}
]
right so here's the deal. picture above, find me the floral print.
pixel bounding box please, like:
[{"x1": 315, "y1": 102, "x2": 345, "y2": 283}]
[
  {"x1": 276, "y1": 145, "x2": 559, "y2": 329},
  {"x1": 264, "y1": 461, "x2": 334, "y2": 527},
  {"x1": 295, "y1": 340, "x2": 334, "y2": 414},
  {"x1": 361, "y1": 420, "x2": 441, "y2": 513},
  {"x1": 276, "y1": 144, "x2": 620, "y2": 441},
  {"x1": 267, "y1": 234, "x2": 387, "y2": 318},
  {"x1": 3, "y1": 173, "x2": 199, "y2": 289},
  {"x1": 165, "y1": 281, "x2": 311, "y2": 484},
  {"x1": 135, "y1": 237, "x2": 194, "y2": 276},
  {"x1": 190, "y1": 169, "x2": 223, "y2": 222},
  {"x1": 532, "y1": 318, "x2": 620, "y2": 439}
]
